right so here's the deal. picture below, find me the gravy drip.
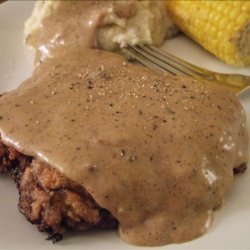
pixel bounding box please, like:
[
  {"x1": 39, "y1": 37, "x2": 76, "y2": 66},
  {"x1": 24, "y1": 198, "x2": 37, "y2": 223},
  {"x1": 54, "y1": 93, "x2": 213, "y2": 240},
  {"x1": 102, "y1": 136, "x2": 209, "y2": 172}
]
[
  {"x1": 25, "y1": 1, "x2": 136, "y2": 63},
  {"x1": 0, "y1": 49, "x2": 248, "y2": 246}
]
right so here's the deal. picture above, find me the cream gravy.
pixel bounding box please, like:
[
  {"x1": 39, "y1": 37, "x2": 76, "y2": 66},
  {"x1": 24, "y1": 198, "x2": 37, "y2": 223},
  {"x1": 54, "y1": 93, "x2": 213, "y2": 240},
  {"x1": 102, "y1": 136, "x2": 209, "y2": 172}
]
[
  {"x1": 0, "y1": 48, "x2": 248, "y2": 246},
  {"x1": 25, "y1": 1, "x2": 136, "y2": 62}
]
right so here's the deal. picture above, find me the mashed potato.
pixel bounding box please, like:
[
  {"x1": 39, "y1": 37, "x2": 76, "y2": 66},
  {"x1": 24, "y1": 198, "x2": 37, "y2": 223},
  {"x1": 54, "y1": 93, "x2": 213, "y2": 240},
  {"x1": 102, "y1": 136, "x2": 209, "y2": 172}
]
[
  {"x1": 24, "y1": 0, "x2": 178, "y2": 51},
  {"x1": 97, "y1": 1, "x2": 178, "y2": 50}
]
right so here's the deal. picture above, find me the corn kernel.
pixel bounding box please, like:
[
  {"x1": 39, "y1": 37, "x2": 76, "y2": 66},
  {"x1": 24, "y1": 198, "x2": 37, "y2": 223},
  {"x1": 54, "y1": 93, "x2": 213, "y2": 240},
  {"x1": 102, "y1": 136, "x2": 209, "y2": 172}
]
[
  {"x1": 166, "y1": 1, "x2": 250, "y2": 67},
  {"x1": 236, "y1": 13, "x2": 248, "y2": 26},
  {"x1": 229, "y1": 8, "x2": 241, "y2": 20},
  {"x1": 242, "y1": 2, "x2": 250, "y2": 13}
]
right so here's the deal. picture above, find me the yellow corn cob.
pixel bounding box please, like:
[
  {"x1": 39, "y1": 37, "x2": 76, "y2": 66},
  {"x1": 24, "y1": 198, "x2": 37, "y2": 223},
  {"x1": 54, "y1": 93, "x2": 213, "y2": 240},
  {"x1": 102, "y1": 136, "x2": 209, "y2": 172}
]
[{"x1": 166, "y1": 1, "x2": 250, "y2": 67}]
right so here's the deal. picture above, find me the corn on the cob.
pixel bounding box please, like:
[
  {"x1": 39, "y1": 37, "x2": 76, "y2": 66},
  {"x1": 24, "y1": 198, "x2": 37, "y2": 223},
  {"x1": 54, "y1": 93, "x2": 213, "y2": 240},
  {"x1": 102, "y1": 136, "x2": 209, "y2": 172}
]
[{"x1": 166, "y1": 1, "x2": 250, "y2": 67}]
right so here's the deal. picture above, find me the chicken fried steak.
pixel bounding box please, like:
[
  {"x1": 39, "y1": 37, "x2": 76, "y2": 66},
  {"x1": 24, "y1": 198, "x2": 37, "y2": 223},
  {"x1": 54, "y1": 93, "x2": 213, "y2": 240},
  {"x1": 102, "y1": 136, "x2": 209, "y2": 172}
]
[
  {"x1": 0, "y1": 140, "x2": 117, "y2": 242},
  {"x1": 0, "y1": 48, "x2": 248, "y2": 246}
]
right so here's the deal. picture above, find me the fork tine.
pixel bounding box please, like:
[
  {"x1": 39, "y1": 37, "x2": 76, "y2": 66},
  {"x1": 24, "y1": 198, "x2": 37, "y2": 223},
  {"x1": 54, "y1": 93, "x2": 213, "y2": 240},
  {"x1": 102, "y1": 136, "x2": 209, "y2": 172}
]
[
  {"x1": 126, "y1": 46, "x2": 187, "y2": 75},
  {"x1": 138, "y1": 45, "x2": 196, "y2": 77},
  {"x1": 127, "y1": 45, "x2": 211, "y2": 78},
  {"x1": 148, "y1": 45, "x2": 212, "y2": 79},
  {"x1": 122, "y1": 47, "x2": 173, "y2": 74}
]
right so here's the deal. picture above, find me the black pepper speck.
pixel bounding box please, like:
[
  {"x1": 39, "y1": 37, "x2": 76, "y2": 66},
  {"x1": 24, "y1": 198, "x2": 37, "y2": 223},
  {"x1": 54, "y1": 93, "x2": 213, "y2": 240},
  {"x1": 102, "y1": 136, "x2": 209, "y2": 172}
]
[{"x1": 87, "y1": 79, "x2": 94, "y2": 89}]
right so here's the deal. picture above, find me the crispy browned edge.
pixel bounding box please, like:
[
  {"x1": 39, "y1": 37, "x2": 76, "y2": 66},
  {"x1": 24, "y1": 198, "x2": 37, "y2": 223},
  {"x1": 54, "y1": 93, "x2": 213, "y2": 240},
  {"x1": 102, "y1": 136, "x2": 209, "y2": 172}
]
[{"x1": 0, "y1": 139, "x2": 118, "y2": 243}]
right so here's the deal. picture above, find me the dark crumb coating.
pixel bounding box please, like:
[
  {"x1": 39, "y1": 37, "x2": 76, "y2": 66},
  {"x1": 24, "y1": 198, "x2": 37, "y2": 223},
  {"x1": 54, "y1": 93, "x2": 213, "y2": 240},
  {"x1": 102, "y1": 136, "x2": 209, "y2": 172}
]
[
  {"x1": 0, "y1": 140, "x2": 117, "y2": 242},
  {"x1": 233, "y1": 163, "x2": 247, "y2": 175}
]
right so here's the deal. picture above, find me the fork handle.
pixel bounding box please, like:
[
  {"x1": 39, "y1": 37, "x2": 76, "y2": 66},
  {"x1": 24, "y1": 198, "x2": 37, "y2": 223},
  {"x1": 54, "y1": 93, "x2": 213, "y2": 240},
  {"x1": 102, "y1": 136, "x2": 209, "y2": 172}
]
[{"x1": 210, "y1": 74, "x2": 250, "y2": 93}]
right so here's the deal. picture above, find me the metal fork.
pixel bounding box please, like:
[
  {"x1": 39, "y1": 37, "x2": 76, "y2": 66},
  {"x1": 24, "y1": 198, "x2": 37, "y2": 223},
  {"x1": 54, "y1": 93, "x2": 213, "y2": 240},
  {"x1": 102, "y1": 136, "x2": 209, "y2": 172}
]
[{"x1": 122, "y1": 45, "x2": 250, "y2": 94}]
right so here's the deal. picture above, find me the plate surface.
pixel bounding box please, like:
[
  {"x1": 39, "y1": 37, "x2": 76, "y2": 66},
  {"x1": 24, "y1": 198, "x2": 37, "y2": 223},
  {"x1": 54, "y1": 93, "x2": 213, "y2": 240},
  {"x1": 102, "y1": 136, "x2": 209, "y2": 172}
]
[{"x1": 0, "y1": 1, "x2": 249, "y2": 250}]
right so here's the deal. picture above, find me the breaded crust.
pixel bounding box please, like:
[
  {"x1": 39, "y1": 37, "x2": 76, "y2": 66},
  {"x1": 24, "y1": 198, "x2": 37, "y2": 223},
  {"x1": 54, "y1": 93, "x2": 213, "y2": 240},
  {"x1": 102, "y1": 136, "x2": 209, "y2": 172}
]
[{"x1": 0, "y1": 140, "x2": 117, "y2": 242}]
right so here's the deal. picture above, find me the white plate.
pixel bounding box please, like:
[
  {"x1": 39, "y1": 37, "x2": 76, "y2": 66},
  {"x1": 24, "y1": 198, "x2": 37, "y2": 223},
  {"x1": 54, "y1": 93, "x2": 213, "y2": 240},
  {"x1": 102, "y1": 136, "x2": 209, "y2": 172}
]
[{"x1": 0, "y1": 1, "x2": 249, "y2": 250}]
